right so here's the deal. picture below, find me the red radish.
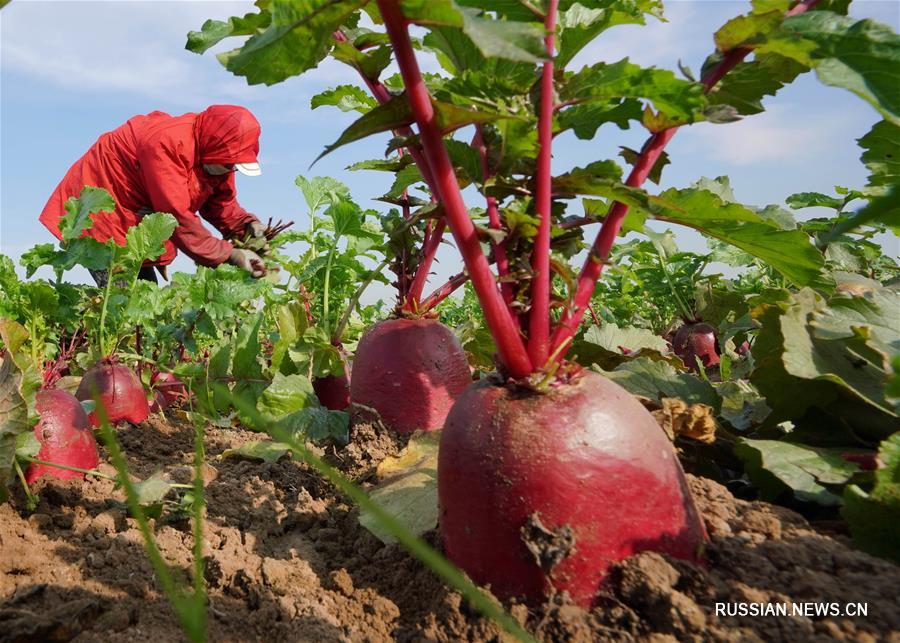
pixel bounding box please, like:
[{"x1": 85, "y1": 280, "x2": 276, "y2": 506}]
[
  {"x1": 438, "y1": 371, "x2": 707, "y2": 607},
  {"x1": 349, "y1": 318, "x2": 471, "y2": 432},
  {"x1": 76, "y1": 359, "x2": 149, "y2": 426},
  {"x1": 314, "y1": 373, "x2": 351, "y2": 411},
  {"x1": 736, "y1": 340, "x2": 751, "y2": 357},
  {"x1": 673, "y1": 322, "x2": 720, "y2": 373},
  {"x1": 25, "y1": 389, "x2": 99, "y2": 484},
  {"x1": 150, "y1": 371, "x2": 189, "y2": 410}
]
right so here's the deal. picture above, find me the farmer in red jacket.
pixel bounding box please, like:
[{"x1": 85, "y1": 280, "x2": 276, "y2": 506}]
[{"x1": 39, "y1": 105, "x2": 268, "y2": 283}]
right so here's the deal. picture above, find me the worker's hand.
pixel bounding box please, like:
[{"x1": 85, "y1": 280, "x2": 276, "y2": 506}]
[
  {"x1": 228, "y1": 248, "x2": 267, "y2": 278},
  {"x1": 241, "y1": 220, "x2": 270, "y2": 255}
]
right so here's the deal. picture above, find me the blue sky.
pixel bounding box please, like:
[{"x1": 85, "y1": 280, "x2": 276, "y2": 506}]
[{"x1": 1, "y1": 0, "x2": 898, "y2": 299}]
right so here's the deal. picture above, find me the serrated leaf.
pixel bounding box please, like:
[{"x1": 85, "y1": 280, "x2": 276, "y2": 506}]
[
  {"x1": 759, "y1": 13, "x2": 900, "y2": 125},
  {"x1": 311, "y1": 85, "x2": 378, "y2": 113},
  {"x1": 316, "y1": 95, "x2": 414, "y2": 162},
  {"x1": 557, "y1": 1, "x2": 663, "y2": 69},
  {"x1": 295, "y1": 175, "x2": 351, "y2": 214},
  {"x1": 786, "y1": 191, "x2": 845, "y2": 209},
  {"x1": 708, "y1": 53, "x2": 808, "y2": 115},
  {"x1": 186, "y1": 10, "x2": 271, "y2": 54},
  {"x1": 619, "y1": 146, "x2": 670, "y2": 185},
  {"x1": 560, "y1": 59, "x2": 706, "y2": 126},
  {"x1": 121, "y1": 212, "x2": 177, "y2": 269},
  {"x1": 257, "y1": 372, "x2": 317, "y2": 419},
  {"x1": 221, "y1": 440, "x2": 292, "y2": 463},
  {"x1": 359, "y1": 431, "x2": 440, "y2": 543},
  {"x1": 218, "y1": 0, "x2": 369, "y2": 86},
  {"x1": 59, "y1": 186, "x2": 116, "y2": 243},
  {"x1": 859, "y1": 120, "x2": 900, "y2": 193},
  {"x1": 557, "y1": 99, "x2": 643, "y2": 139},
  {"x1": 401, "y1": 0, "x2": 545, "y2": 63},
  {"x1": 277, "y1": 406, "x2": 349, "y2": 444}
]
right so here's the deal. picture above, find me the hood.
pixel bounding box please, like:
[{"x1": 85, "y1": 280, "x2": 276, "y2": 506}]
[{"x1": 196, "y1": 105, "x2": 261, "y2": 165}]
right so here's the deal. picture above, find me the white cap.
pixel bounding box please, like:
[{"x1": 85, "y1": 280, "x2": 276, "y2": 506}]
[{"x1": 235, "y1": 162, "x2": 261, "y2": 177}]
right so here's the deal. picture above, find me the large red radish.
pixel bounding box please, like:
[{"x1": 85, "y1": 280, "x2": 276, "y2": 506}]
[
  {"x1": 150, "y1": 371, "x2": 189, "y2": 410},
  {"x1": 673, "y1": 322, "x2": 720, "y2": 372},
  {"x1": 25, "y1": 389, "x2": 100, "y2": 484},
  {"x1": 313, "y1": 373, "x2": 351, "y2": 411},
  {"x1": 438, "y1": 371, "x2": 707, "y2": 607},
  {"x1": 349, "y1": 318, "x2": 471, "y2": 432},
  {"x1": 76, "y1": 359, "x2": 149, "y2": 426}
]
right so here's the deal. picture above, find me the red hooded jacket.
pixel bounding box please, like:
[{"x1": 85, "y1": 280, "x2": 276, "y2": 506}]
[{"x1": 39, "y1": 105, "x2": 261, "y2": 267}]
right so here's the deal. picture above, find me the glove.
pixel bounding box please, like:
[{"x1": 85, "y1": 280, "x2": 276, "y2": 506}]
[
  {"x1": 228, "y1": 248, "x2": 267, "y2": 278},
  {"x1": 241, "y1": 220, "x2": 270, "y2": 255}
]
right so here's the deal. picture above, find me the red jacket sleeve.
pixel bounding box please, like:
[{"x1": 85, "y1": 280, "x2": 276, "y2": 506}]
[
  {"x1": 201, "y1": 173, "x2": 259, "y2": 239},
  {"x1": 136, "y1": 142, "x2": 233, "y2": 267}
]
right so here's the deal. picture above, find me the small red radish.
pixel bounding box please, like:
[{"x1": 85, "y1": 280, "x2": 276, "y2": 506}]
[
  {"x1": 314, "y1": 373, "x2": 351, "y2": 411},
  {"x1": 76, "y1": 359, "x2": 149, "y2": 426},
  {"x1": 438, "y1": 371, "x2": 707, "y2": 607},
  {"x1": 150, "y1": 371, "x2": 189, "y2": 410},
  {"x1": 25, "y1": 389, "x2": 100, "y2": 484},
  {"x1": 349, "y1": 318, "x2": 471, "y2": 432},
  {"x1": 673, "y1": 322, "x2": 720, "y2": 372}
]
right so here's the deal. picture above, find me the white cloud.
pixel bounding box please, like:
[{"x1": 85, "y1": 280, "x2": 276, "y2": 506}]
[{"x1": 678, "y1": 105, "x2": 839, "y2": 166}]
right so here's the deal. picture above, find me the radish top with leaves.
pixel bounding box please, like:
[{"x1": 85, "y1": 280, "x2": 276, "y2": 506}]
[{"x1": 187, "y1": 0, "x2": 898, "y2": 382}]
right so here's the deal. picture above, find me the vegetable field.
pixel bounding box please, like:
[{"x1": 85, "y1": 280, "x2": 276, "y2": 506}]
[{"x1": 2, "y1": 0, "x2": 899, "y2": 641}]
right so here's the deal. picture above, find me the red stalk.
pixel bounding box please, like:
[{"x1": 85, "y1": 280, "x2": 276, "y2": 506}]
[
  {"x1": 474, "y1": 126, "x2": 514, "y2": 307},
  {"x1": 528, "y1": 1, "x2": 558, "y2": 368},
  {"x1": 419, "y1": 271, "x2": 469, "y2": 312},
  {"x1": 404, "y1": 218, "x2": 446, "y2": 310},
  {"x1": 550, "y1": 0, "x2": 819, "y2": 358},
  {"x1": 332, "y1": 30, "x2": 438, "y2": 192},
  {"x1": 377, "y1": 0, "x2": 532, "y2": 378}
]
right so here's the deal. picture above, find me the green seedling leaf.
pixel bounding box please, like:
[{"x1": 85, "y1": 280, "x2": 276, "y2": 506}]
[
  {"x1": 715, "y1": 380, "x2": 771, "y2": 431},
  {"x1": 277, "y1": 407, "x2": 349, "y2": 444},
  {"x1": 257, "y1": 372, "x2": 318, "y2": 419},
  {"x1": 359, "y1": 431, "x2": 440, "y2": 543},
  {"x1": 295, "y1": 175, "x2": 352, "y2": 214},
  {"x1": 735, "y1": 438, "x2": 862, "y2": 505},
  {"x1": 220, "y1": 440, "x2": 292, "y2": 463},
  {"x1": 132, "y1": 471, "x2": 179, "y2": 508},
  {"x1": 842, "y1": 432, "x2": 900, "y2": 562},
  {"x1": 122, "y1": 212, "x2": 178, "y2": 269},
  {"x1": 15, "y1": 431, "x2": 41, "y2": 459}
]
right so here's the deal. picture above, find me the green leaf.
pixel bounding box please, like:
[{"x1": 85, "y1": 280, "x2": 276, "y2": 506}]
[
  {"x1": 311, "y1": 85, "x2": 378, "y2": 113},
  {"x1": 560, "y1": 59, "x2": 706, "y2": 127},
  {"x1": 0, "y1": 356, "x2": 30, "y2": 503},
  {"x1": 359, "y1": 431, "x2": 440, "y2": 543},
  {"x1": 598, "y1": 357, "x2": 718, "y2": 406},
  {"x1": 557, "y1": 1, "x2": 663, "y2": 69},
  {"x1": 750, "y1": 289, "x2": 898, "y2": 441},
  {"x1": 707, "y1": 53, "x2": 808, "y2": 115},
  {"x1": 760, "y1": 13, "x2": 900, "y2": 125},
  {"x1": 277, "y1": 406, "x2": 349, "y2": 444},
  {"x1": 232, "y1": 314, "x2": 263, "y2": 380},
  {"x1": 842, "y1": 432, "x2": 900, "y2": 563},
  {"x1": 619, "y1": 146, "x2": 670, "y2": 185},
  {"x1": 316, "y1": 95, "x2": 414, "y2": 162},
  {"x1": 735, "y1": 438, "x2": 861, "y2": 505},
  {"x1": 295, "y1": 175, "x2": 351, "y2": 214},
  {"x1": 121, "y1": 212, "x2": 178, "y2": 269},
  {"x1": 715, "y1": 380, "x2": 771, "y2": 431},
  {"x1": 786, "y1": 191, "x2": 845, "y2": 210},
  {"x1": 576, "y1": 323, "x2": 670, "y2": 369},
  {"x1": 186, "y1": 9, "x2": 272, "y2": 54},
  {"x1": 859, "y1": 120, "x2": 900, "y2": 193},
  {"x1": 218, "y1": 0, "x2": 369, "y2": 86},
  {"x1": 221, "y1": 440, "x2": 293, "y2": 463},
  {"x1": 257, "y1": 372, "x2": 319, "y2": 420},
  {"x1": 401, "y1": 0, "x2": 545, "y2": 63},
  {"x1": 636, "y1": 182, "x2": 830, "y2": 289},
  {"x1": 557, "y1": 99, "x2": 643, "y2": 139},
  {"x1": 132, "y1": 472, "x2": 179, "y2": 506},
  {"x1": 330, "y1": 40, "x2": 393, "y2": 79},
  {"x1": 59, "y1": 186, "x2": 116, "y2": 243}
]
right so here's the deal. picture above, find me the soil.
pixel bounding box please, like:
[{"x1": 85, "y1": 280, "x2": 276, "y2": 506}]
[{"x1": 2, "y1": 413, "x2": 899, "y2": 643}]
